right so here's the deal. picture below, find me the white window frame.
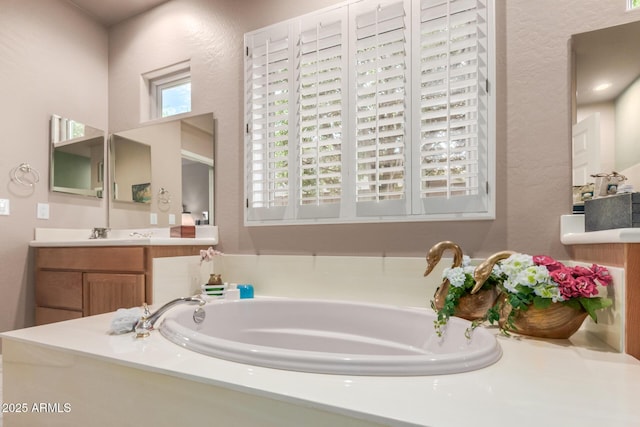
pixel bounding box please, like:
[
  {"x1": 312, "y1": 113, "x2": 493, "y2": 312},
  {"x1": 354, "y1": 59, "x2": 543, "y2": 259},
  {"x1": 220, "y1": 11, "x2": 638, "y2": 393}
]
[
  {"x1": 244, "y1": 0, "x2": 495, "y2": 225},
  {"x1": 141, "y1": 60, "x2": 192, "y2": 121}
]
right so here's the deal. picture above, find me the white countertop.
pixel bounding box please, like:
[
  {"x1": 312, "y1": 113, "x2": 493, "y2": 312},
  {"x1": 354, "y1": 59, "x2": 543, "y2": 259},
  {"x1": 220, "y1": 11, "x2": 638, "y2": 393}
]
[
  {"x1": 561, "y1": 214, "x2": 640, "y2": 244},
  {"x1": 29, "y1": 226, "x2": 218, "y2": 247},
  {"x1": 2, "y1": 302, "x2": 640, "y2": 427}
]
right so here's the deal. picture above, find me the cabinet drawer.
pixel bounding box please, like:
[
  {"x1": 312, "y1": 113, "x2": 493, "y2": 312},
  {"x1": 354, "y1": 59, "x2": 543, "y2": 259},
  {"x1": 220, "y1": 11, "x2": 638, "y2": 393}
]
[
  {"x1": 36, "y1": 247, "x2": 146, "y2": 272},
  {"x1": 36, "y1": 271, "x2": 83, "y2": 310}
]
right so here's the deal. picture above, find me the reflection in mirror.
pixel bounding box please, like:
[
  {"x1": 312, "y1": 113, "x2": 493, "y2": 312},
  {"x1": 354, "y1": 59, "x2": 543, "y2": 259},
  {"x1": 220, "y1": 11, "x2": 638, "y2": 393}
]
[
  {"x1": 108, "y1": 113, "x2": 214, "y2": 229},
  {"x1": 572, "y1": 22, "x2": 640, "y2": 188},
  {"x1": 50, "y1": 114, "x2": 105, "y2": 197},
  {"x1": 110, "y1": 136, "x2": 152, "y2": 203}
]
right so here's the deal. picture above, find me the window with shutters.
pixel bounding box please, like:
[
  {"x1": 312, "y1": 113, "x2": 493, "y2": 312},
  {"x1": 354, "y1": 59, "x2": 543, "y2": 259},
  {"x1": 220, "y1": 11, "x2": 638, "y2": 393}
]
[{"x1": 245, "y1": 0, "x2": 494, "y2": 225}]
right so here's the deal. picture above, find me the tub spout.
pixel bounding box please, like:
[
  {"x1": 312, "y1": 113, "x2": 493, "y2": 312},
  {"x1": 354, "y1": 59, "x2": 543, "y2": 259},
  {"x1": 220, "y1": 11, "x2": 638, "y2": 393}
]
[{"x1": 134, "y1": 295, "x2": 206, "y2": 338}]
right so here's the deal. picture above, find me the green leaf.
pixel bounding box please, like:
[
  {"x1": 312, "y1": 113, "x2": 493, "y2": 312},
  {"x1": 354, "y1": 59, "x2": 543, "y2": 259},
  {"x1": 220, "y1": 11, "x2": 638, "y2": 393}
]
[
  {"x1": 563, "y1": 299, "x2": 581, "y2": 311},
  {"x1": 532, "y1": 296, "x2": 552, "y2": 309},
  {"x1": 578, "y1": 297, "x2": 613, "y2": 323}
]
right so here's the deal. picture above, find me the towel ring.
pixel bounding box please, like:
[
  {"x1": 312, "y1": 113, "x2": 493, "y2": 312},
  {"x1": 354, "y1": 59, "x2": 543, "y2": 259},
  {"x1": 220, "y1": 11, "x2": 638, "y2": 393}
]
[
  {"x1": 158, "y1": 187, "x2": 171, "y2": 204},
  {"x1": 11, "y1": 163, "x2": 40, "y2": 187}
]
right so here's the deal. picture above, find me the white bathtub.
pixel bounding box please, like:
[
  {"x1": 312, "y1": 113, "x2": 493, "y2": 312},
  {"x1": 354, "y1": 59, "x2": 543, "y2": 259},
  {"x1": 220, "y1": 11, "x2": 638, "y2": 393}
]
[{"x1": 159, "y1": 298, "x2": 502, "y2": 376}]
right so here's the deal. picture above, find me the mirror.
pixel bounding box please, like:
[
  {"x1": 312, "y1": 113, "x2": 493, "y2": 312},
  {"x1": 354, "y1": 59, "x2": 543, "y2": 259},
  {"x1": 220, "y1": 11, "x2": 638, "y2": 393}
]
[
  {"x1": 572, "y1": 21, "x2": 640, "y2": 188},
  {"x1": 50, "y1": 115, "x2": 105, "y2": 197},
  {"x1": 110, "y1": 136, "x2": 152, "y2": 203},
  {"x1": 108, "y1": 113, "x2": 214, "y2": 229}
]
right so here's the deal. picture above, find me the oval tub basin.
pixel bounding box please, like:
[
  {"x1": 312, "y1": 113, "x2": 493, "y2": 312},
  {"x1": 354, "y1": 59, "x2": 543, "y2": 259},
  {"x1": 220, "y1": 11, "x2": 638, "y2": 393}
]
[{"x1": 159, "y1": 298, "x2": 502, "y2": 376}]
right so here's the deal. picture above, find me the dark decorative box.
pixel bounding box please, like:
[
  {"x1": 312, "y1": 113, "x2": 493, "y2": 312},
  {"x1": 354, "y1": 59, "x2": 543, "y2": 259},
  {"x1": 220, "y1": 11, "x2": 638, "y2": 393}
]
[
  {"x1": 170, "y1": 225, "x2": 196, "y2": 238},
  {"x1": 584, "y1": 193, "x2": 640, "y2": 231}
]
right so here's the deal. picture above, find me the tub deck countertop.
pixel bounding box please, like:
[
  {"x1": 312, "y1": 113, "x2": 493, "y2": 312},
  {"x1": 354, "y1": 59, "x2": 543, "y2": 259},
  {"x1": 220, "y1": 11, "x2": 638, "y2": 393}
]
[{"x1": 2, "y1": 305, "x2": 640, "y2": 426}]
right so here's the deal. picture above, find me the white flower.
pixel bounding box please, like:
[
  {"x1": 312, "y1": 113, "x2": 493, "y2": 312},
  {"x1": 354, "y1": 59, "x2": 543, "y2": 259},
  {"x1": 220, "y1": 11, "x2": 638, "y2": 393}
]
[
  {"x1": 533, "y1": 284, "x2": 564, "y2": 302},
  {"x1": 443, "y1": 267, "x2": 467, "y2": 288},
  {"x1": 497, "y1": 253, "x2": 531, "y2": 276},
  {"x1": 514, "y1": 265, "x2": 550, "y2": 288},
  {"x1": 462, "y1": 255, "x2": 471, "y2": 267}
]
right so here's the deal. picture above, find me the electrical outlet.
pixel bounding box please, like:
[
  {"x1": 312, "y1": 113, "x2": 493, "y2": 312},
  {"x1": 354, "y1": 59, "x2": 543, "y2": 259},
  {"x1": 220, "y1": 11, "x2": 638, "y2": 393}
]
[
  {"x1": 0, "y1": 198, "x2": 9, "y2": 216},
  {"x1": 37, "y1": 203, "x2": 50, "y2": 219},
  {"x1": 150, "y1": 213, "x2": 158, "y2": 225},
  {"x1": 169, "y1": 214, "x2": 176, "y2": 225}
]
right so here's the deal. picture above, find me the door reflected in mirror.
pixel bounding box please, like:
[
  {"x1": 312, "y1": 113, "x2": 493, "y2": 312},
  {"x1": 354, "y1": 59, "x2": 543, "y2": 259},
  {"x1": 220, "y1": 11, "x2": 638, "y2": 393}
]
[
  {"x1": 108, "y1": 113, "x2": 214, "y2": 229},
  {"x1": 110, "y1": 136, "x2": 152, "y2": 203},
  {"x1": 572, "y1": 21, "x2": 640, "y2": 188},
  {"x1": 50, "y1": 115, "x2": 105, "y2": 197}
]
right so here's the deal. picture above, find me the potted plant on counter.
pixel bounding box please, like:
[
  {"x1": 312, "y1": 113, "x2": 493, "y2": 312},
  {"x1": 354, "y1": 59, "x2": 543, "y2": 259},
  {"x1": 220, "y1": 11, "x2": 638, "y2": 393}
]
[
  {"x1": 485, "y1": 254, "x2": 613, "y2": 339},
  {"x1": 432, "y1": 257, "x2": 502, "y2": 337}
]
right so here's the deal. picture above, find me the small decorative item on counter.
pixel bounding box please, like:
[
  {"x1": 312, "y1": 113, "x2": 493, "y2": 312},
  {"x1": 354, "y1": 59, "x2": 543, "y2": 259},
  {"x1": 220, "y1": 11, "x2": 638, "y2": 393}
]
[
  {"x1": 225, "y1": 283, "x2": 240, "y2": 300},
  {"x1": 200, "y1": 247, "x2": 225, "y2": 296},
  {"x1": 591, "y1": 171, "x2": 626, "y2": 198},
  {"x1": 201, "y1": 282, "x2": 226, "y2": 297},
  {"x1": 484, "y1": 254, "x2": 613, "y2": 339},
  {"x1": 425, "y1": 241, "x2": 501, "y2": 337},
  {"x1": 208, "y1": 273, "x2": 223, "y2": 286},
  {"x1": 237, "y1": 284, "x2": 254, "y2": 299},
  {"x1": 431, "y1": 256, "x2": 502, "y2": 337}
]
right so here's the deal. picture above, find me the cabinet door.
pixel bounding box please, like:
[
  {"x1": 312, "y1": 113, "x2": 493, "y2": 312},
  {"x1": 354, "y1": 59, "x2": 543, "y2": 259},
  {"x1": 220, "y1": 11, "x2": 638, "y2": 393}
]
[
  {"x1": 36, "y1": 271, "x2": 83, "y2": 311},
  {"x1": 83, "y1": 273, "x2": 145, "y2": 316}
]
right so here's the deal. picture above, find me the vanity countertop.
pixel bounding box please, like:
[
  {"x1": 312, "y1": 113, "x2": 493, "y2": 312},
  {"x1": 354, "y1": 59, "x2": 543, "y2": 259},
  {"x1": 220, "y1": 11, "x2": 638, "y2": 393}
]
[
  {"x1": 561, "y1": 214, "x2": 640, "y2": 244},
  {"x1": 29, "y1": 226, "x2": 218, "y2": 247},
  {"x1": 2, "y1": 300, "x2": 639, "y2": 427}
]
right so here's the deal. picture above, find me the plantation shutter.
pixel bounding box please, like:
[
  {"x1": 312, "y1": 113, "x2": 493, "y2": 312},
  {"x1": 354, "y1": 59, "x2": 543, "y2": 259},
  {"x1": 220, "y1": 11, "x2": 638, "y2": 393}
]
[
  {"x1": 351, "y1": 0, "x2": 412, "y2": 217},
  {"x1": 413, "y1": 0, "x2": 490, "y2": 215},
  {"x1": 245, "y1": 25, "x2": 295, "y2": 221},
  {"x1": 244, "y1": 0, "x2": 494, "y2": 225},
  {"x1": 297, "y1": 8, "x2": 348, "y2": 219}
]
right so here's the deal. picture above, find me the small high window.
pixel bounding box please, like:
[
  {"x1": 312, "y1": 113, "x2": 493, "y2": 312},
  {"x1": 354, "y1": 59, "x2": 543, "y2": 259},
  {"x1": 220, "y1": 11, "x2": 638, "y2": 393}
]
[
  {"x1": 629, "y1": 0, "x2": 640, "y2": 9},
  {"x1": 159, "y1": 79, "x2": 191, "y2": 117},
  {"x1": 142, "y1": 60, "x2": 191, "y2": 120}
]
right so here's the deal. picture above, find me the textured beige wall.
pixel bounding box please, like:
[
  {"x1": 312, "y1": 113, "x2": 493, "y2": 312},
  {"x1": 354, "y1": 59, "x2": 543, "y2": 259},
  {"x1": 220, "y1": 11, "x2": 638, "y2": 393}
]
[
  {"x1": 0, "y1": 0, "x2": 108, "y2": 334},
  {"x1": 107, "y1": 0, "x2": 640, "y2": 259},
  {"x1": 504, "y1": 1, "x2": 640, "y2": 257}
]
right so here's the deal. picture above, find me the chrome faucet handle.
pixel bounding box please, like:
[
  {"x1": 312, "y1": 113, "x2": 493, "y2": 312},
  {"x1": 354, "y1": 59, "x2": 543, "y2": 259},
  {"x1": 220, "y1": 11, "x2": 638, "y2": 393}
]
[
  {"x1": 89, "y1": 227, "x2": 109, "y2": 239},
  {"x1": 134, "y1": 303, "x2": 153, "y2": 338}
]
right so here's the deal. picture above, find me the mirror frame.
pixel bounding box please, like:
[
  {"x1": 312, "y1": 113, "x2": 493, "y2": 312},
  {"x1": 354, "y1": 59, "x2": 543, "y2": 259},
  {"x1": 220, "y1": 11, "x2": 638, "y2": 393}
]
[{"x1": 49, "y1": 114, "x2": 105, "y2": 198}]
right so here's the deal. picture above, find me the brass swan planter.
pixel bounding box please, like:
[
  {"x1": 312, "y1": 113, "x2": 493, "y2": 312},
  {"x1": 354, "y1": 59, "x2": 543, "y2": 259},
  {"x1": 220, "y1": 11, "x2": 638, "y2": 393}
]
[{"x1": 425, "y1": 241, "x2": 500, "y2": 321}]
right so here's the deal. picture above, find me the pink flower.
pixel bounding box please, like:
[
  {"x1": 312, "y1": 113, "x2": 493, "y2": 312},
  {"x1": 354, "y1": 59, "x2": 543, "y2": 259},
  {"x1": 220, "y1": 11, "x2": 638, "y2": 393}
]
[
  {"x1": 571, "y1": 265, "x2": 594, "y2": 279},
  {"x1": 550, "y1": 268, "x2": 576, "y2": 287},
  {"x1": 533, "y1": 255, "x2": 564, "y2": 272},
  {"x1": 558, "y1": 277, "x2": 589, "y2": 299},
  {"x1": 200, "y1": 247, "x2": 223, "y2": 264},
  {"x1": 590, "y1": 264, "x2": 613, "y2": 286}
]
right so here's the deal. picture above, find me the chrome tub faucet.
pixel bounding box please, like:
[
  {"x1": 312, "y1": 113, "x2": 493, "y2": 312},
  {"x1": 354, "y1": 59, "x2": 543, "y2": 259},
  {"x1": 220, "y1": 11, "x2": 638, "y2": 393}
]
[{"x1": 134, "y1": 295, "x2": 206, "y2": 338}]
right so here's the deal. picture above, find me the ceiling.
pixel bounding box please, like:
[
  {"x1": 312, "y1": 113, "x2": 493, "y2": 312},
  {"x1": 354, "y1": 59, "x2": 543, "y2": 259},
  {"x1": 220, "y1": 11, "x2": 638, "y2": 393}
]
[
  {"x1": 573, "y1": 21, "x2": 640, "y2": 106},
  {"x1": 67, "y1": 0, "x2": 170, "y2": 27}
]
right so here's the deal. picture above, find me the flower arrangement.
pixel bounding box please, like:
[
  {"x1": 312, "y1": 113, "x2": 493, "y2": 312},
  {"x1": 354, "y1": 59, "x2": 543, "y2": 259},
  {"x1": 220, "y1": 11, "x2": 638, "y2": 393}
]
[
  {"x1": 434, "y1": 256, "x2": 502, "y2": 336},
  {"x1": 432, "y1": 252, "x2": 613, "y2": 338},
  {"x1": 487, "y1": 254, "x2": 613, "y2": 336}
]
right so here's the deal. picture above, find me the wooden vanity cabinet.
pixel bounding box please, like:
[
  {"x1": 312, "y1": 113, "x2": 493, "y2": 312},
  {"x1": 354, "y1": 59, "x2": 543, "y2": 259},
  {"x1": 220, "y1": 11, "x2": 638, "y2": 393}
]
[
  {"x1": 35, "y1": 247, "x2": 146, "y2": 325},
  {"x1": 34, "y1": 245, "x2": 208, "y2": 325}
]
